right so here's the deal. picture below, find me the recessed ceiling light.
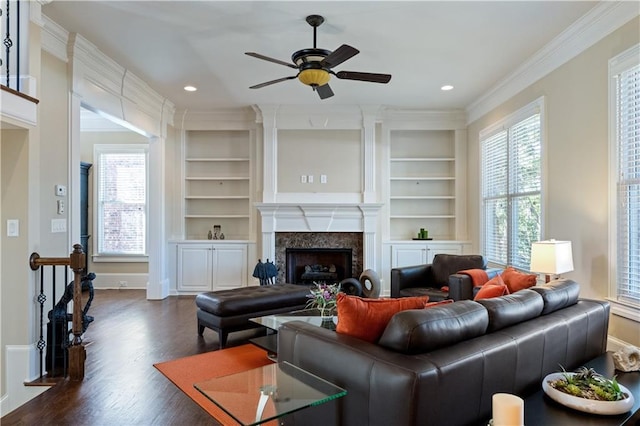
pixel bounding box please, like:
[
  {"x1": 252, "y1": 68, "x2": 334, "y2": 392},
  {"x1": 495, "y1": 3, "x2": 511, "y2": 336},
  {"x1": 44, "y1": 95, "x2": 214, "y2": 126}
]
[
  {"x1": 441, "y1": 85, "x2": 454, "y2": 91},
  {"x1": 184, "y1": 85, "x2": 197, "y2": 92}
]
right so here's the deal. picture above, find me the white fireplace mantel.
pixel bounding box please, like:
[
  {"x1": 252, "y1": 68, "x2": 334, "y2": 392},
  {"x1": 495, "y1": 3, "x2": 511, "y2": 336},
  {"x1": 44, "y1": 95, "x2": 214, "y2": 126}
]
[{"x1": 256, "y1": 203, "x2": 382, "y2": 270}]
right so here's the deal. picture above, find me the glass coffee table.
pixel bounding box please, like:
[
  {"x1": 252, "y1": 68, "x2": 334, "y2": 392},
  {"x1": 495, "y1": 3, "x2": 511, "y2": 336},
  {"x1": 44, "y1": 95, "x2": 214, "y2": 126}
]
[
  {"x1": 249, "y1": 309, "x2": 337, "y2": 356},
  {"x1": 194, "y1": 361, "x2": 346, "y2": 426}
]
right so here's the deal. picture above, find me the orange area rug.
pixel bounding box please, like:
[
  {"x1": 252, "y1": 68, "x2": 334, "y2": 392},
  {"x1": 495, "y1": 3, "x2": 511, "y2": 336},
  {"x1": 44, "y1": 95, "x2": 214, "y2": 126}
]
[{"x1": 154, "y1": 344, "x2": 274, "y2": 425}]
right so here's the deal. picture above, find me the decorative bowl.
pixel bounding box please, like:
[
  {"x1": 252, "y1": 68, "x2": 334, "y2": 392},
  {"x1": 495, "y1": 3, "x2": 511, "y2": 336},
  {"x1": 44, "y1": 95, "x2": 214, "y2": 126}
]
[{"x1": 542, "y1": 372, "x2": 635, "y2": 415}]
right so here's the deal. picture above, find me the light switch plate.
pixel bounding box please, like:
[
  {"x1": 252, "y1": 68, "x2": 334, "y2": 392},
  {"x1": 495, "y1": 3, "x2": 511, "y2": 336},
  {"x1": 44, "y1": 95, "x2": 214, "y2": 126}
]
[
  {"x1": 7, "y1": 219, "x2": 19, "y2": 237},
  {"x1": 51, "y1": 219, "x2": 67, "y2": 233}
]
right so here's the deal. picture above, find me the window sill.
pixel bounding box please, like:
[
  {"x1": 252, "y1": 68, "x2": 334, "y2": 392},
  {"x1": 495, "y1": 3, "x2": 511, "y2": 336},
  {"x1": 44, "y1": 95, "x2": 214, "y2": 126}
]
[
  {"x1": 606, "y1": 298, "x2": 640, "y2": 323},
  {"x1": 92, "y1": 255, "x2": 148, "y2": 263}
]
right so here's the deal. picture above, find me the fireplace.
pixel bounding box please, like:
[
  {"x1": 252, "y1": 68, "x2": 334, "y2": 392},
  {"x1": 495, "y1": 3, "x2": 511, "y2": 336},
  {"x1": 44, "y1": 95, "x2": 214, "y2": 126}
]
[
  {"x1": 286, "y1": 248, "x2": 353, "y2": 284},
  {"x1": 275, "y1": 232, "x2": 363, "y2": 284}
]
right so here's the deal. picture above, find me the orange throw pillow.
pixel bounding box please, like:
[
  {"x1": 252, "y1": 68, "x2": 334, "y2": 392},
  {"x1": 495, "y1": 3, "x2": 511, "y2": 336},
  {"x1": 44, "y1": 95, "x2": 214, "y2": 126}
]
[
  {"x1": 474, "y1": 275, "x2": 510, "y2": 300},
  {"x1": 336, "y1": 293, "x2": 429, "y2": 343},
  {"x1": 502, "y1": 266, "x2": 537, "y2": 293},
  {"x1": 425, "y1": 299, "x2": 454, "y2": 308}
]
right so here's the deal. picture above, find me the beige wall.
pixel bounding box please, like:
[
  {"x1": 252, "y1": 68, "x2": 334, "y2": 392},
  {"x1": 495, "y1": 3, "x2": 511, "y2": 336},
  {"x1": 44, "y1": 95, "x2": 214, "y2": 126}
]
[
  {"x1": 79, "y1": 131, "x2": 149, "y2": 275},
  {"x1": 277, "y1": 129, "x2": 362, "y2": 193},
  {"x1": 466, "y1": 17, "x2": 640, "y2": 346},
  {"x1": 1, "y1": 129, "x2": 30, "y2": 395}
]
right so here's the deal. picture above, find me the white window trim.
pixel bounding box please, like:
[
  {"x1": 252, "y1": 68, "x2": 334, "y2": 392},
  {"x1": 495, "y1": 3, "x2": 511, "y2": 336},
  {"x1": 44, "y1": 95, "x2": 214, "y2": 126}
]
[
  {"x1": 608, "y1": 43, "x2": 640, "y2": 322},
  {"x1": 479, "y1": 96, "x2": 546, "y2": 270},
  {"x1": 93, "y1": 144, "x2": 149, "y2": 263}
]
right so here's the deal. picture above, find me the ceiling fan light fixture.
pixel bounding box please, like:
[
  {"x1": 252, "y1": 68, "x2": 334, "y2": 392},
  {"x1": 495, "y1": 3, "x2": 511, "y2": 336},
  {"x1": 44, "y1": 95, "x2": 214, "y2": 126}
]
[{"x1": 298, "y1": 68, "x2": 330, "y2": 87}]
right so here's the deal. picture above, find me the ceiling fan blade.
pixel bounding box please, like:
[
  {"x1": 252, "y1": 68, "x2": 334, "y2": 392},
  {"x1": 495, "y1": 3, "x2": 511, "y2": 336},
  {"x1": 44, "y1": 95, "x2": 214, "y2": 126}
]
[
  {"x1": 316, "y1": 84, "x2": 334, "y2": 99},
  {"x1": 320, "y1": 44, "x2": 359, "y2": 68},
  {"x1": 245, "y1": 52, "x2": 298, "y2": 69},
  {"x1": 249, "y1": 76, "x2": 297, "y2": 89},
  {"x1": 335, "y1": 71, "x2": 392, "y2": 84}
]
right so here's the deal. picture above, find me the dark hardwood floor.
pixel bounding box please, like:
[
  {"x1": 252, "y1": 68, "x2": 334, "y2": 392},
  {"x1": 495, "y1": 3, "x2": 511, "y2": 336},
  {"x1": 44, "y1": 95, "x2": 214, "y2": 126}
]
[{"x1": 1, "y1": 289, "x2": 264, "y2": 425}]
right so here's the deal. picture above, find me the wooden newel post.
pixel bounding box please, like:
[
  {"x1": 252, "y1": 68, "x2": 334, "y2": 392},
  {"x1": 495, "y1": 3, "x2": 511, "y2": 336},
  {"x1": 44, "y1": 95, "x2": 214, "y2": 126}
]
[{"x1": 68, "y1": 244, "x2": 86, "y2": 381}]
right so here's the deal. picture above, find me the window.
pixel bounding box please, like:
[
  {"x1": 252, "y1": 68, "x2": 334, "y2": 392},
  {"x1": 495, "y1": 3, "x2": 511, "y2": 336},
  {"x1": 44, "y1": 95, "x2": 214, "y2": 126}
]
[
  {"x1": 610, "y1": 44, "x2": 640, "y2": 310},
  {"x1": 94, "y1": 145, "x2": 148, "y2": 259},
  {"x1": 481, "y1": 98, "x2": 543, "y2": 270}
]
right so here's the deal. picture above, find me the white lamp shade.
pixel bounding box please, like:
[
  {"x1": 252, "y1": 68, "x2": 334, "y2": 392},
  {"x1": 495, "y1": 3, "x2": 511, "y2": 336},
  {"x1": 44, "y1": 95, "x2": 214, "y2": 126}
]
[{"x1": 530, "y1": 240, "x2": 574, "y2": 274}]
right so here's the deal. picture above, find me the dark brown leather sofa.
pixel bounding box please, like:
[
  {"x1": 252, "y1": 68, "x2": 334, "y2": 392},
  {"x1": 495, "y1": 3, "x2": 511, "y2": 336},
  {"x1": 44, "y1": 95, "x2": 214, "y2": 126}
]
[
  {"x1": 278, "y1": 280, "x2": 610, "y2": 426},
  {"x1": 391, "y1": 254, "x2": 502, "y2": 301}
]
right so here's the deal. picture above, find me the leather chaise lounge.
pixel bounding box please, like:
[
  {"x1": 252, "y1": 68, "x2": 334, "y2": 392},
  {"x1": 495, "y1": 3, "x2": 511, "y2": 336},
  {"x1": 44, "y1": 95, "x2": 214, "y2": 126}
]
[{"x1": 278, "y1": 279, "x2": 610, "y2": 426}]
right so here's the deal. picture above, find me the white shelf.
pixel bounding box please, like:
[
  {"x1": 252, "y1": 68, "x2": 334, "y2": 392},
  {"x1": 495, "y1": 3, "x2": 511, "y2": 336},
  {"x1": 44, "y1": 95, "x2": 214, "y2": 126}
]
[
  {"x1": 389, "y1": 129, "x2": 457, "y2": 240},
  {"x1": 185, "y1": 214, "x2": 251, "y2": 219},
  {"x1": 390, "y1": 176, "x2": 455, "y2": 181},
  {"x1": 185, "y1": 195, "x2": 250, "y2": 200},
  {"x1": 184, "y1": 130, "x2": 252, "y2": 241},
  {"x1": 390, "y1": 195, "x2": 455, "y2": 200},
  {"x1": 390, "y1": 215, "x2": 456, "y2": 219},
  {"x1": 186, "y1": 157, "x2": 250, "y2": 162},
  {"x1": 390, "y1": 157, "x2": 455, "y2": 162}
]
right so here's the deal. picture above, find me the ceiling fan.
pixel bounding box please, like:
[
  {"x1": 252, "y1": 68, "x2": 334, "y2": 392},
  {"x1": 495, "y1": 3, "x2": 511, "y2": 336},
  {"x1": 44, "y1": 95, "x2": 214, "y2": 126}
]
[{"x1": 245, "y1": 15, "x2": 392, "y2": 99}]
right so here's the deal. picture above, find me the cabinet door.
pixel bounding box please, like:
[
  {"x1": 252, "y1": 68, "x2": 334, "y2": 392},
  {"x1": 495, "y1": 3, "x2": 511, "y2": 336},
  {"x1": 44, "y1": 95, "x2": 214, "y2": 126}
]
[
  {"x1": 426, "y1": 243, "x2": 462, "y2": 264},
  {"x1": 391, "y1": 244, "x2": 428, "y2": 268},
  {"x1": 177, "y1": 245, "x2": 213, "y2": 291},
  {"x1": 212, "y1": 244, "x2": 248, "y2": 291}
]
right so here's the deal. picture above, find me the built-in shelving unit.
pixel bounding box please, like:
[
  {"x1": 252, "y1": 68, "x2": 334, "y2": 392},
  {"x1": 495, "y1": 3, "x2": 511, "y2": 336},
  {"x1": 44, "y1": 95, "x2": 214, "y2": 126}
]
[
  {"x1": 184, "y1": 130, "x2": 251, "y2": 240},
  {"x1": 389, "y1": 130, "x2": 457, "y2": 240}
]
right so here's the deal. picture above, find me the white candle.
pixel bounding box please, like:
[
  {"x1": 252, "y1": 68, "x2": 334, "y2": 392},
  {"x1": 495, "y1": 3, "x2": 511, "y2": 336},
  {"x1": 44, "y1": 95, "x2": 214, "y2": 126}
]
[{"x1": 492, "y1": 393, "x2": 524, "y2": 426}]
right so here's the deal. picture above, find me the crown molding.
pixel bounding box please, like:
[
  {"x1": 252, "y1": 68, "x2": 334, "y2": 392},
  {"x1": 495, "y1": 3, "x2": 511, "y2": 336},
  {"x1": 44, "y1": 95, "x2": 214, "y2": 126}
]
[
  {"x1": 381, "y1": 108, "x2": 467, "y2": 130},
  {"x1": 42, "y1": 15, "x2": 69, "y2": 62},
  {"x1": 466, "y1": 1, "x2": 640, "y2": 125}
]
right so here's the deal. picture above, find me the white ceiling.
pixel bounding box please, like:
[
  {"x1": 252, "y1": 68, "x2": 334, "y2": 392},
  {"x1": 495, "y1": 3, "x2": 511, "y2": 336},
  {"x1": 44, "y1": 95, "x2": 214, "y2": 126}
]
[{"x1": 42, "y1": 1, "x2": 598, "y2": 113}]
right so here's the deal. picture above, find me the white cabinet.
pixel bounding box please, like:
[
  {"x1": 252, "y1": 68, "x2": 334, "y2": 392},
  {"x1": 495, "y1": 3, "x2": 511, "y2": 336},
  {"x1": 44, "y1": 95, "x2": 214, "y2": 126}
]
[
  {"x1": 177, "y1": 243, "x2": 248, "y2": 292},
  {"x1": 184, "y1": 130, "x2": 252, "y2": 240},
  {"x1": 391, "y1": 241, "x2": 471, "y2": 268}
]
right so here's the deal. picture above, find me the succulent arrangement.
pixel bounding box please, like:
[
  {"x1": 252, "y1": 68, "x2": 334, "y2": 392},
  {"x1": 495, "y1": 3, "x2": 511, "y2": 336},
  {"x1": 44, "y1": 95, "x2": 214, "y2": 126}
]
[{"x1": 549, "y1": 366, "x2": 628, "y2": 402}]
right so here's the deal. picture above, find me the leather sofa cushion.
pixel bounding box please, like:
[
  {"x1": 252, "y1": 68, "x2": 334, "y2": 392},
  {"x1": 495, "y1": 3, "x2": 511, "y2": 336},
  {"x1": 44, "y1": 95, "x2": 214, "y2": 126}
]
[
  {"x1": 476, "y1": 289, "x2": 543, "y2": 332},
  {"x1": 378, "y1": 300, "x2": 488, "y2": 354},
  {"x1": 529, "y1": 279, "x2": 580, "y2": 314},
  {"x1": 431, "y1": 254, "x2": 486, "y2": 286}
]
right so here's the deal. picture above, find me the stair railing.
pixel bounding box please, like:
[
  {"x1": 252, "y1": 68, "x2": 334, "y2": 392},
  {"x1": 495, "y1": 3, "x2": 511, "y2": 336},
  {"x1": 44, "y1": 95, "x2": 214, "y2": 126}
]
[{"x1": 29, "y1": 244, "x2": 87, "y2": 381}]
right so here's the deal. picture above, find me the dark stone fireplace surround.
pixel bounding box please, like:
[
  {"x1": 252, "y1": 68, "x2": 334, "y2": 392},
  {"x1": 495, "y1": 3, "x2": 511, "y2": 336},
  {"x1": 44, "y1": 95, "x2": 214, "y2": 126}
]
[{"x1": 275, "y1": 232, "x2": 363, "y2": 285}]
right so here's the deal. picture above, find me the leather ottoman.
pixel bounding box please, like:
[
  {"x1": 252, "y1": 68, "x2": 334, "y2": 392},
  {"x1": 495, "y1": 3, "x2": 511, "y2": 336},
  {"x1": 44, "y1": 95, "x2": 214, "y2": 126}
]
[{"x1": 196, "y1": 284, "x2": 311, "y2": 349}]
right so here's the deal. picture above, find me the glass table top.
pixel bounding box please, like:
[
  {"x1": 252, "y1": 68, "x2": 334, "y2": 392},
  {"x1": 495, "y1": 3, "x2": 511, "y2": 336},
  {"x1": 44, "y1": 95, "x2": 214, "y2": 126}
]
[
  {"x1": 250, "y1": 309, "x2": 337, "y2": 331},
  {"x1": 194, "y1": 361, "x2": 346, "y2": 426}
]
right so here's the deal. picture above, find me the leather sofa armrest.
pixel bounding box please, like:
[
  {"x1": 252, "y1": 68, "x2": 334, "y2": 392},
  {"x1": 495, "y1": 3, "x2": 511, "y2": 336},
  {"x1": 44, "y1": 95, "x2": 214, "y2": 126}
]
[
  {"x1": 390, "y1": 264, "x2": 432, "y2": 297},
  {"x1": 448, "y1": 274, "x2": 473, "y2": 300}
]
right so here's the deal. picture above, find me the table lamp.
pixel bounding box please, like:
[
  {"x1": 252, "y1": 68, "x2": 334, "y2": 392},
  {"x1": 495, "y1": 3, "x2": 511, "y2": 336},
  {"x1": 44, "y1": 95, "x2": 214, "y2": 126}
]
[{"x1": 530, "y1": 239, "x2": 574, "y2": 283}]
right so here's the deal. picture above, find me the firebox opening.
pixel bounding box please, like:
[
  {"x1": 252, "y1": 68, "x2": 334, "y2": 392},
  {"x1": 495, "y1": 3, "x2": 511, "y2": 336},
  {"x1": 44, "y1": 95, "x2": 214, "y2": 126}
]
[{"x1": 286, "y1": 248, "x2": 353, "y2": 284}]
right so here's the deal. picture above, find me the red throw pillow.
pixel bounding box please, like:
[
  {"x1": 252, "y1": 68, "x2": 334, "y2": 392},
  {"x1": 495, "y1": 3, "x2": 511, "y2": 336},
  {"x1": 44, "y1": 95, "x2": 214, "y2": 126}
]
[
  {"x1": 474, "y1": 275, "x2": 510, "y2": 300},
  {"x1": 502, "y1": 266, "x2": 537, "y2": 293},
  {"x1": 336, "y1": 293, "x2": 429, "y2": 343}
]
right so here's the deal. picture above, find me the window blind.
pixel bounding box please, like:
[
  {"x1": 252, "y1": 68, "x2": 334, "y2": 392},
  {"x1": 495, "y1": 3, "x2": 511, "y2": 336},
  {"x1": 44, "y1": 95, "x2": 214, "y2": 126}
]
[
  {"x1": 97, "y1": 151, "x2": 147, "y2": 255},
  {"x1": 616, "y1": 63, "x2": 640, "y2": 303},
  {"x1": 482, "y1": 108, "x2": 541, "y2": 270}
]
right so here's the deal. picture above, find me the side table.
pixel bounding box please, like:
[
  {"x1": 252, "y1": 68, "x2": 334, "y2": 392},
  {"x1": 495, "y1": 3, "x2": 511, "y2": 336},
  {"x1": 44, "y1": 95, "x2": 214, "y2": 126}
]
[
  {"x1": 524, "y1": 352, "x2": 640, "y2": 425},
  {"x1": 194, "y1": 361, "x2": 346, "y2": 426}
]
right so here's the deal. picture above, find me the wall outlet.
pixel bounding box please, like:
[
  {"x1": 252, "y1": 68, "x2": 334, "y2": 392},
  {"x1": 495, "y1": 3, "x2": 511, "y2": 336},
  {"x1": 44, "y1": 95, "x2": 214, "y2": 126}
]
[
  {"x1": 320, "y1": 174, "x2": 327, "y2": 184},
  {"x1": 55, "y1": 184, "x2": 67, "y2": 197},
  {"x1": 57, "y1": 200, "x2": 65, "y2": 214},
  {"x1": 119, "y1": 281, "x2": 128, "y2": 287},
  {"x1": 308, "y1": 175, "x2": 314, "y2": 183},
  {"x1": 300, "y1": 175, "x2": 307, "y2": 183}
]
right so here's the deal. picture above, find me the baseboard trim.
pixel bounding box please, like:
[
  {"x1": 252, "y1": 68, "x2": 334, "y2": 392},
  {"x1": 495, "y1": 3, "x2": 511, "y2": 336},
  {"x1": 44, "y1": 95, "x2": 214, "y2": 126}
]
[
  {"x1": 91, "y1": 273, "x2": 148, "y2": 289},
  {"x1": 1, "y1": 346, "x2": 50, "y2": 416},
  {"x1": 607, "y1": 335, "x2": 633, "y2": 352}
]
